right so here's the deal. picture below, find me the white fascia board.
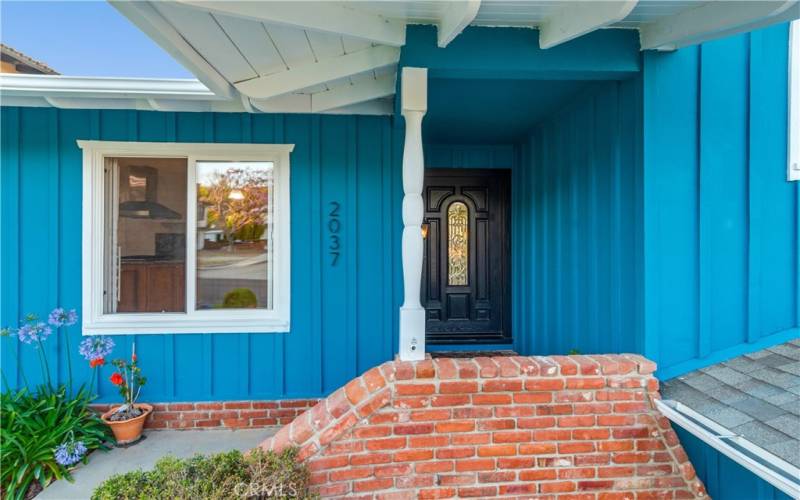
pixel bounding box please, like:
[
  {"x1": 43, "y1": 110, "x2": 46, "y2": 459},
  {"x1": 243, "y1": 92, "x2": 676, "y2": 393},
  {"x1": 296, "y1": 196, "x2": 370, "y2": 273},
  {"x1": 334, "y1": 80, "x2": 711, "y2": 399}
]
[
  {"x1": 0, "y1": 74, "x2": 216, "y2": 99},
  {"x1": 640, "y1": 0, "x2": 798, "y2": 51},
  {"x1": 0, "y1": 75, "x2": 253, "y2": 112},
  {"x1": 109, "y1": 0, "x2": 235, "y2": 98},
  {"x1": 438, "y1": 0, "x2": 481, "y2": 48},
  {"x1": 0, "y1": 95, "x2": 50, "y2": 107},
  {"x1": 311, "y1": 75, "x2": 396, "y2": 112},
  {"x1": 174, "y1": 0, "x2": 406, "y2": 47},
  {"x1": 235, "y1": 46, "x2": 400, "y2": 100},
  {"x1": 655, "y1": 399, "x2": 800, "y2": 498},
  {"x1": 790, "y1": 20, "x2": 800, "y2": 181},
  {"x1": 539, "y1": 0, "x2": 638, "y2": 49}
]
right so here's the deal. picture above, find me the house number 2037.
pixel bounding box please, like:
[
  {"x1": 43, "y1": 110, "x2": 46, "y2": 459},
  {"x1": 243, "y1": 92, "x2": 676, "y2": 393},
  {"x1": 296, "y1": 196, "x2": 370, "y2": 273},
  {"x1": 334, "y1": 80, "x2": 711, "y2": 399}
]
[{"x1": 328, "y1": 201, "x2": 342, "y2": 266}]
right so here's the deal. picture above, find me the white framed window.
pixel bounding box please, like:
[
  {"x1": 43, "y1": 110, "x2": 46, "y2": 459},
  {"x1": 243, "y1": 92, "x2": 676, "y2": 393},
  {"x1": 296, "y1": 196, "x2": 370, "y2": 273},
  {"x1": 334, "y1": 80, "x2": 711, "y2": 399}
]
[
  {"x1": 790, "y1": 20, "x2": 799, "y2": 181},
  {"x1": 78, "y1": 141, "x2": 293, "y2": 334}
]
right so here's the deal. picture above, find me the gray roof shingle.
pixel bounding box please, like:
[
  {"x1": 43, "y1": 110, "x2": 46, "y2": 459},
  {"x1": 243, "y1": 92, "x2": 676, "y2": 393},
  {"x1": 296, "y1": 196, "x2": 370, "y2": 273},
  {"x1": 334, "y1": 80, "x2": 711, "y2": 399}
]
[{"x1": 662, "y1": 341, "x2": 800, "y2": 468}]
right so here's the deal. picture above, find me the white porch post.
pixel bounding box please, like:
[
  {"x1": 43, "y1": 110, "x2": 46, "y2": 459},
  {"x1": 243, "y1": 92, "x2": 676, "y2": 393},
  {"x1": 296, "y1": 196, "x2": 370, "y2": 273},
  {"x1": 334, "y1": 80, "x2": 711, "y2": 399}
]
[{"x1": 399, "y1": 67, "x2": 427, "y2": 361}]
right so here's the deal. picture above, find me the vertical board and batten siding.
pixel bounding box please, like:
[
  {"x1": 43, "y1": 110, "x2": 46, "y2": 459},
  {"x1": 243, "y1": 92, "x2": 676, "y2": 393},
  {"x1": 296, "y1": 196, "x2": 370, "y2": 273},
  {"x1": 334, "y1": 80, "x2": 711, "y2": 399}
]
[
  {"x1": 522, "y1": 80, "x2": 644, "y2": 357},
  {"x1": 0, "y1": 108, "x2": 401, "y2": 401},
  {"x1": 643, "y1": 23, "x2": 800, "y2": 379}
]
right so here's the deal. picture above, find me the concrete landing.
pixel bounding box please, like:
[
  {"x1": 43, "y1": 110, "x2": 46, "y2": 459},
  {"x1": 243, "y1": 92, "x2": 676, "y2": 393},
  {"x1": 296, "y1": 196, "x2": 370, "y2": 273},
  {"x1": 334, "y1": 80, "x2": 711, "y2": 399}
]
[{"x1": 38, "y1": 427, "x2": 279, "y2": 499}]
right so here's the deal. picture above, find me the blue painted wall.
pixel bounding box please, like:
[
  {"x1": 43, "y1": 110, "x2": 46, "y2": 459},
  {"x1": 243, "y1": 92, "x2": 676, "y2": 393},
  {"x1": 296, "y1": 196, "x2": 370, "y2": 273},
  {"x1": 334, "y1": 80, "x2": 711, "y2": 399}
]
[
  {"x1": 1, "y1": 23, "x2": 795, "y2": 412},
  {"x1": 0, "y1": 109, "x2": 402, "y2": 402},
  {"x1": 401, "y1": 25, "x2": 640, "y2": 81},
  {"x1": 642, "y1": 23, "x2": 799, "y2": 379},
  {"x1": 519, "y1": 80, "x2": 644, "y2": 356},
  {"x1": 676, "y1": 428, "x2": 792, "y2": 500}
]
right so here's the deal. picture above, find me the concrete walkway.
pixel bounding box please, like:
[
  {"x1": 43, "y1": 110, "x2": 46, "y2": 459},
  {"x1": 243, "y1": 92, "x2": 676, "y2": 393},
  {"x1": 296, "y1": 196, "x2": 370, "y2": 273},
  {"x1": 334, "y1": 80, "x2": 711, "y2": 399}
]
[{"x1": 38, "y1": 427, "x2": 279, "y2": 499}]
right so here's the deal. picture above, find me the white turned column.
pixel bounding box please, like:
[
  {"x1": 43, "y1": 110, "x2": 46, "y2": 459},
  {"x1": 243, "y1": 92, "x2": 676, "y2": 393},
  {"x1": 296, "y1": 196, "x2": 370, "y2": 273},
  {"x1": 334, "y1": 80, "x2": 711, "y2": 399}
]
[{"x1": 399, "y1": 67, "x2": 427, "y2": 361}]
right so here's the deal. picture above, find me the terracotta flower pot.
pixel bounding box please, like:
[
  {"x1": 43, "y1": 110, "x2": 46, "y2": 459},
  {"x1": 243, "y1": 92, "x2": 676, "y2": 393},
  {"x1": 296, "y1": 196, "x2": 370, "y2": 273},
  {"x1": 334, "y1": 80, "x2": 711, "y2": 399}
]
[{"x1": 101, "y1": 403, "x2": 153, "y2": 445}]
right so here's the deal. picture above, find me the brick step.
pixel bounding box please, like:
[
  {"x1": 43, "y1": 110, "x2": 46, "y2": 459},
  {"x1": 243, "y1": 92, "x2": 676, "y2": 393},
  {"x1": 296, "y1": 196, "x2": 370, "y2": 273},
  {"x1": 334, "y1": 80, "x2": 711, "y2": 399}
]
[{"x1": 259, "y1": 354, "x2": 707, "y2": 499}]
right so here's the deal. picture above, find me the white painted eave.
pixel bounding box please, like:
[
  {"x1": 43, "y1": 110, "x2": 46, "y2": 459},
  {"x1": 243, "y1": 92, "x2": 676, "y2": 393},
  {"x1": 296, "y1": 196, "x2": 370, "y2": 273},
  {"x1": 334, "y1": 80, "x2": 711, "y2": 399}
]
[
  {"x1": 0, "y1": 73, "x2": 394, "y2": 115},
  {"x1": 2, "y1": 1, "x2": 797, "y2": 115},
  {"x1": 0, "y1": 74, "x2": 218, "y2": 99}
]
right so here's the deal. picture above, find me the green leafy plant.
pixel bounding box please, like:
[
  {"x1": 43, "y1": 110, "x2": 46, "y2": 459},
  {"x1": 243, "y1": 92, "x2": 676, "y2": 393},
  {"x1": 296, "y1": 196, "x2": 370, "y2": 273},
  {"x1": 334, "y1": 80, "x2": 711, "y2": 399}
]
[
  {"x1": 1, "y1": 385, "x2": 113, "y2": 500},
  {"x1": 107, "y1": 347, "x2": 147, "y2": 421},
  {"x1": 1, "y1": 308, "x2": 115, "y2": 499},
  {"x1": 222, "y1": 288, "x2": 258, "y2": 309},
  {"x1": 92, "y1": 448, "x2": 311, "y2": 500}
]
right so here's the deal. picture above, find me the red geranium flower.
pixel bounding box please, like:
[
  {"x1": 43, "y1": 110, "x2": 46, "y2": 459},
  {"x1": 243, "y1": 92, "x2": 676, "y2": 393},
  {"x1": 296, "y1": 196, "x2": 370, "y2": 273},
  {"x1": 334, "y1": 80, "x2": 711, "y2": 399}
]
[
  {"x1": 90, "y1": 357, "x2": 105, "y2": 368},
  {"x1": 110, "y1": 372, "x2": 124, "y2": 386}
]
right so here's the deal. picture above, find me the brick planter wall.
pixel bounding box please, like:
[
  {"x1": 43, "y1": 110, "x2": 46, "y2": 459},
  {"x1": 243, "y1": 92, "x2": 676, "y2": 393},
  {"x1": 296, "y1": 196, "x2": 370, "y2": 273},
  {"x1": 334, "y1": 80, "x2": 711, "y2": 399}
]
[
  {"x1": 91, "y1": 399, "x2": 319, "y2": 430},
  {"x1": 259, "y1": 355, "x2": 707, "y2": 498}
]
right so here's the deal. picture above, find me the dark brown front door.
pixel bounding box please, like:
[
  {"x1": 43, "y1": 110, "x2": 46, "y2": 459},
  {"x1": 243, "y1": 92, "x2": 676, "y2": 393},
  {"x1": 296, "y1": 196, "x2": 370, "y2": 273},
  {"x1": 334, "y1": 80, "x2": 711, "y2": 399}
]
[{"x1": 422, "y1": 169, "x2": 511, "y2": 344}]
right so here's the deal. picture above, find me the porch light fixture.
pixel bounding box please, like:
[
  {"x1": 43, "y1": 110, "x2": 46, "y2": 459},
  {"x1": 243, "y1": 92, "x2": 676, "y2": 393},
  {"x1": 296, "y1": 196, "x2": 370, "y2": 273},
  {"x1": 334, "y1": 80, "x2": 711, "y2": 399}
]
[{"x1": 421, "y1": 222, "x2": 429, "y2": 239}]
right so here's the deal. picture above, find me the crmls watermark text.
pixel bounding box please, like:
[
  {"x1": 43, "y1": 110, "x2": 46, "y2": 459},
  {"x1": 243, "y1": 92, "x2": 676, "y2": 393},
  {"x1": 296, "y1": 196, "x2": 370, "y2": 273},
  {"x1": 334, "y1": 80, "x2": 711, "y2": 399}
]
[{"x1": 233, "y1": 480, "x2": 300, "y2": 498}]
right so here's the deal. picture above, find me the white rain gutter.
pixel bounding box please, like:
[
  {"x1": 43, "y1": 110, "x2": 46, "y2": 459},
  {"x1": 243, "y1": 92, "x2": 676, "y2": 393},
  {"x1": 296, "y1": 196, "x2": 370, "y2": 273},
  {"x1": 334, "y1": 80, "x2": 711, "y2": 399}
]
[
  {"x1": 655, "y1": 399, "x2": 800, "y2": 498},
  {"x1": 0, "y1": 74, "x2": 393, "y2": 115},
  {"x1": 0, "y1": 74, "x2": 217, "y2": 99},
  {"x1": 0, "y1": 74, "x2": 252, "y2": 112}
]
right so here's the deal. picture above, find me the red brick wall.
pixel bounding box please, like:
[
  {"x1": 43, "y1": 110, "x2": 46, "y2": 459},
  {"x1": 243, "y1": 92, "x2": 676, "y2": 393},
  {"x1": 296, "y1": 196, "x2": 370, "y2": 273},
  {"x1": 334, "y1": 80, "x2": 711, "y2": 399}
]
[
  {"x1": 92, "y1": 399, "x2": 318, "y2": 430},
  {"x1": 260, "y1": 355, "x2": 706, "y2": 499}
]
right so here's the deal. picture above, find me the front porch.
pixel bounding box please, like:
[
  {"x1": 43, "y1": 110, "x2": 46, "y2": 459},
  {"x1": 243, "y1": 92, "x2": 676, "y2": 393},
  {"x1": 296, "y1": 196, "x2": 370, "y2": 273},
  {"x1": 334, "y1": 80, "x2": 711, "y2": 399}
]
[{"x1": 1, "y1": 2, "x2": 797, "y2": 498}]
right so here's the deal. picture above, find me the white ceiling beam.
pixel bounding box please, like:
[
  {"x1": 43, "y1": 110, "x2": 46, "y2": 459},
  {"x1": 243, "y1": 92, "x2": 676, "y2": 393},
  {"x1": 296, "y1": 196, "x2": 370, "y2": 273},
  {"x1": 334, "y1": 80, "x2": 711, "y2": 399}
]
[
  {"x1": 437, "y1": 0, "x2": 481, "y2": 48},
  {"x1": 640, "y1": 0, "x2": 799, "y2": 51},
  {"x1": 109, "y1": 1, "x2": 235, "y2": 98},
  {"x1": 311, "y1": 75, "x2": 396, "y2": 112},
  {"x1": 249, "y1": 93, "x2": 311, "y2": 113},
  {"x1": 174, "y1": 0, "x2": 406, "y2": 47},
  {"x1": 326, "y1": 100, "x2": 394, "y2": 116},
  {"x1": 248, "y1": 93, "x2": 392, "y2": 115},
  {"x1": 235, "y1": 46, "x2": 400, "y2": 99},
  {"x1": 538, "y1": 0, "x2": 638, "y2": 49}
]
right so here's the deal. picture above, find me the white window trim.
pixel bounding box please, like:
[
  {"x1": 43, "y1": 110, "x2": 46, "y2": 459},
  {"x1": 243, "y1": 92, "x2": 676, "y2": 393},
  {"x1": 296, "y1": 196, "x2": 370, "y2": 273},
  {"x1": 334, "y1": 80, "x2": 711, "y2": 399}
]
[
  {"x1": 790, "y1": 20, "x2": 799, "y2": 181},
  {"x1": 77, "y1": 140, "x2": 293, "y2": 335}
]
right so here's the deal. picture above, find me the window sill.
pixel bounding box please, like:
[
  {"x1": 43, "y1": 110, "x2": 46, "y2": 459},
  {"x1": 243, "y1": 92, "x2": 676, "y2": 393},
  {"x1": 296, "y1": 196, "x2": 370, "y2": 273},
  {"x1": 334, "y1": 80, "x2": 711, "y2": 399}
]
[{"x1": 82, "y1": 316, "x2": 290, "y2": 335}]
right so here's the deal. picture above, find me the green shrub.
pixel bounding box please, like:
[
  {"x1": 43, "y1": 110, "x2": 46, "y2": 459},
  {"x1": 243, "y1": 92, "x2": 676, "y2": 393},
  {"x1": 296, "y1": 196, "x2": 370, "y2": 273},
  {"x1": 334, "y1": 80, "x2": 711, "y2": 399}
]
[
  {"x1": 222, "y1": 288, "x2": 258, "y2": 309},
  {"x1": 1, "y1": 385, "x2": 113, "y2": 500},
  {"x1": 92, "y1": 447, "x2": 311, "y2": 500},
  {"x1": 233, "y1": 223, "x2": 266, "y2": 242}
]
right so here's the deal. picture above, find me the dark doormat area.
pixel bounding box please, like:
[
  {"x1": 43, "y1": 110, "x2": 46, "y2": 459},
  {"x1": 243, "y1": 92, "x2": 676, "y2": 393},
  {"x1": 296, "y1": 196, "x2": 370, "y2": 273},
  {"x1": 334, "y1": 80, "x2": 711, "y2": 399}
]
[{"x1": 430, "y1": 350, "x2": 518, "y2": 358}]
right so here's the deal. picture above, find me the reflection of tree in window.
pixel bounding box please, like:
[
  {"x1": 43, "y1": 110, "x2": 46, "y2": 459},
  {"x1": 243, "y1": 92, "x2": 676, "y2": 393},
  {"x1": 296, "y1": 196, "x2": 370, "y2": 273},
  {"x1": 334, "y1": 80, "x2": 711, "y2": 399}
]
[
  {"x1": 196, "y1": 163, "x2": 274, "y2": 310},
  {"x1": 198, "y1": 168, "x2": 269, "y2": 251},
  {"x1": 448, "y1": 201, "x2": 468, "y2": 286}
]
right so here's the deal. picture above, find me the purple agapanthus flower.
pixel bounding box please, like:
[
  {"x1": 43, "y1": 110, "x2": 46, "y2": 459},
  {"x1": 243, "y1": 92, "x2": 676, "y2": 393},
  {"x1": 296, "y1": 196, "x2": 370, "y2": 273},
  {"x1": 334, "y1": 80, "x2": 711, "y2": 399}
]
[
  {"x1": 79, "y1": 336, "x2": 115, "y2": 361},
  {"x1": 54, "y1": 440, "x2": 87, "y2": 467},
  {"x1": 17, "y1": 322, "x2": 52, "y2": 344},
  {"x1": 48, "y1": 308, "x2": 78, "y2": 328}
]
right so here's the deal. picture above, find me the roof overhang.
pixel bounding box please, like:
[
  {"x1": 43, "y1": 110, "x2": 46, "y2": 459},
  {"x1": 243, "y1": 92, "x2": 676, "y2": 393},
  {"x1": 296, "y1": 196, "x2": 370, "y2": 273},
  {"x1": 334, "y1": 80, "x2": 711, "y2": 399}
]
[
  {"x1": 656, "y1": 399, "x2": 800, "y2": 498},
  {"x1": 1, "y1": 0, "x2": 798, "y2": 114}
]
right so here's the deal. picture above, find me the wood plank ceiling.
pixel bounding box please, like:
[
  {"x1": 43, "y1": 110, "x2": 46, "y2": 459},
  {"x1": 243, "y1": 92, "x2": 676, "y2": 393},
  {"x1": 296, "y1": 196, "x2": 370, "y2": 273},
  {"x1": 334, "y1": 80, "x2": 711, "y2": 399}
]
[{"x1": 7, "y1": 0, "x2": 795, "y2": 114}]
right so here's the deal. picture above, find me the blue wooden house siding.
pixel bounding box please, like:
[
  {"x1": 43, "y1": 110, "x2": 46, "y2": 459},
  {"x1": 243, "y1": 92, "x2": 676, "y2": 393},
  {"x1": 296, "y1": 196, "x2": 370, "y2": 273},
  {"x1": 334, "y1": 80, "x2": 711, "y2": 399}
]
[
  {"x1": 519, "y1": 78, "x2": 644, "y2": 358},
  {"x1": 642, "y1": 23, "x2": 799, "y2": 379},
  {"x1": 0, "y1": 21, "x2": 794, "y2": 415},
  {"x1": 0, "y1": 109, "x2": 403, "y2": 401}
]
